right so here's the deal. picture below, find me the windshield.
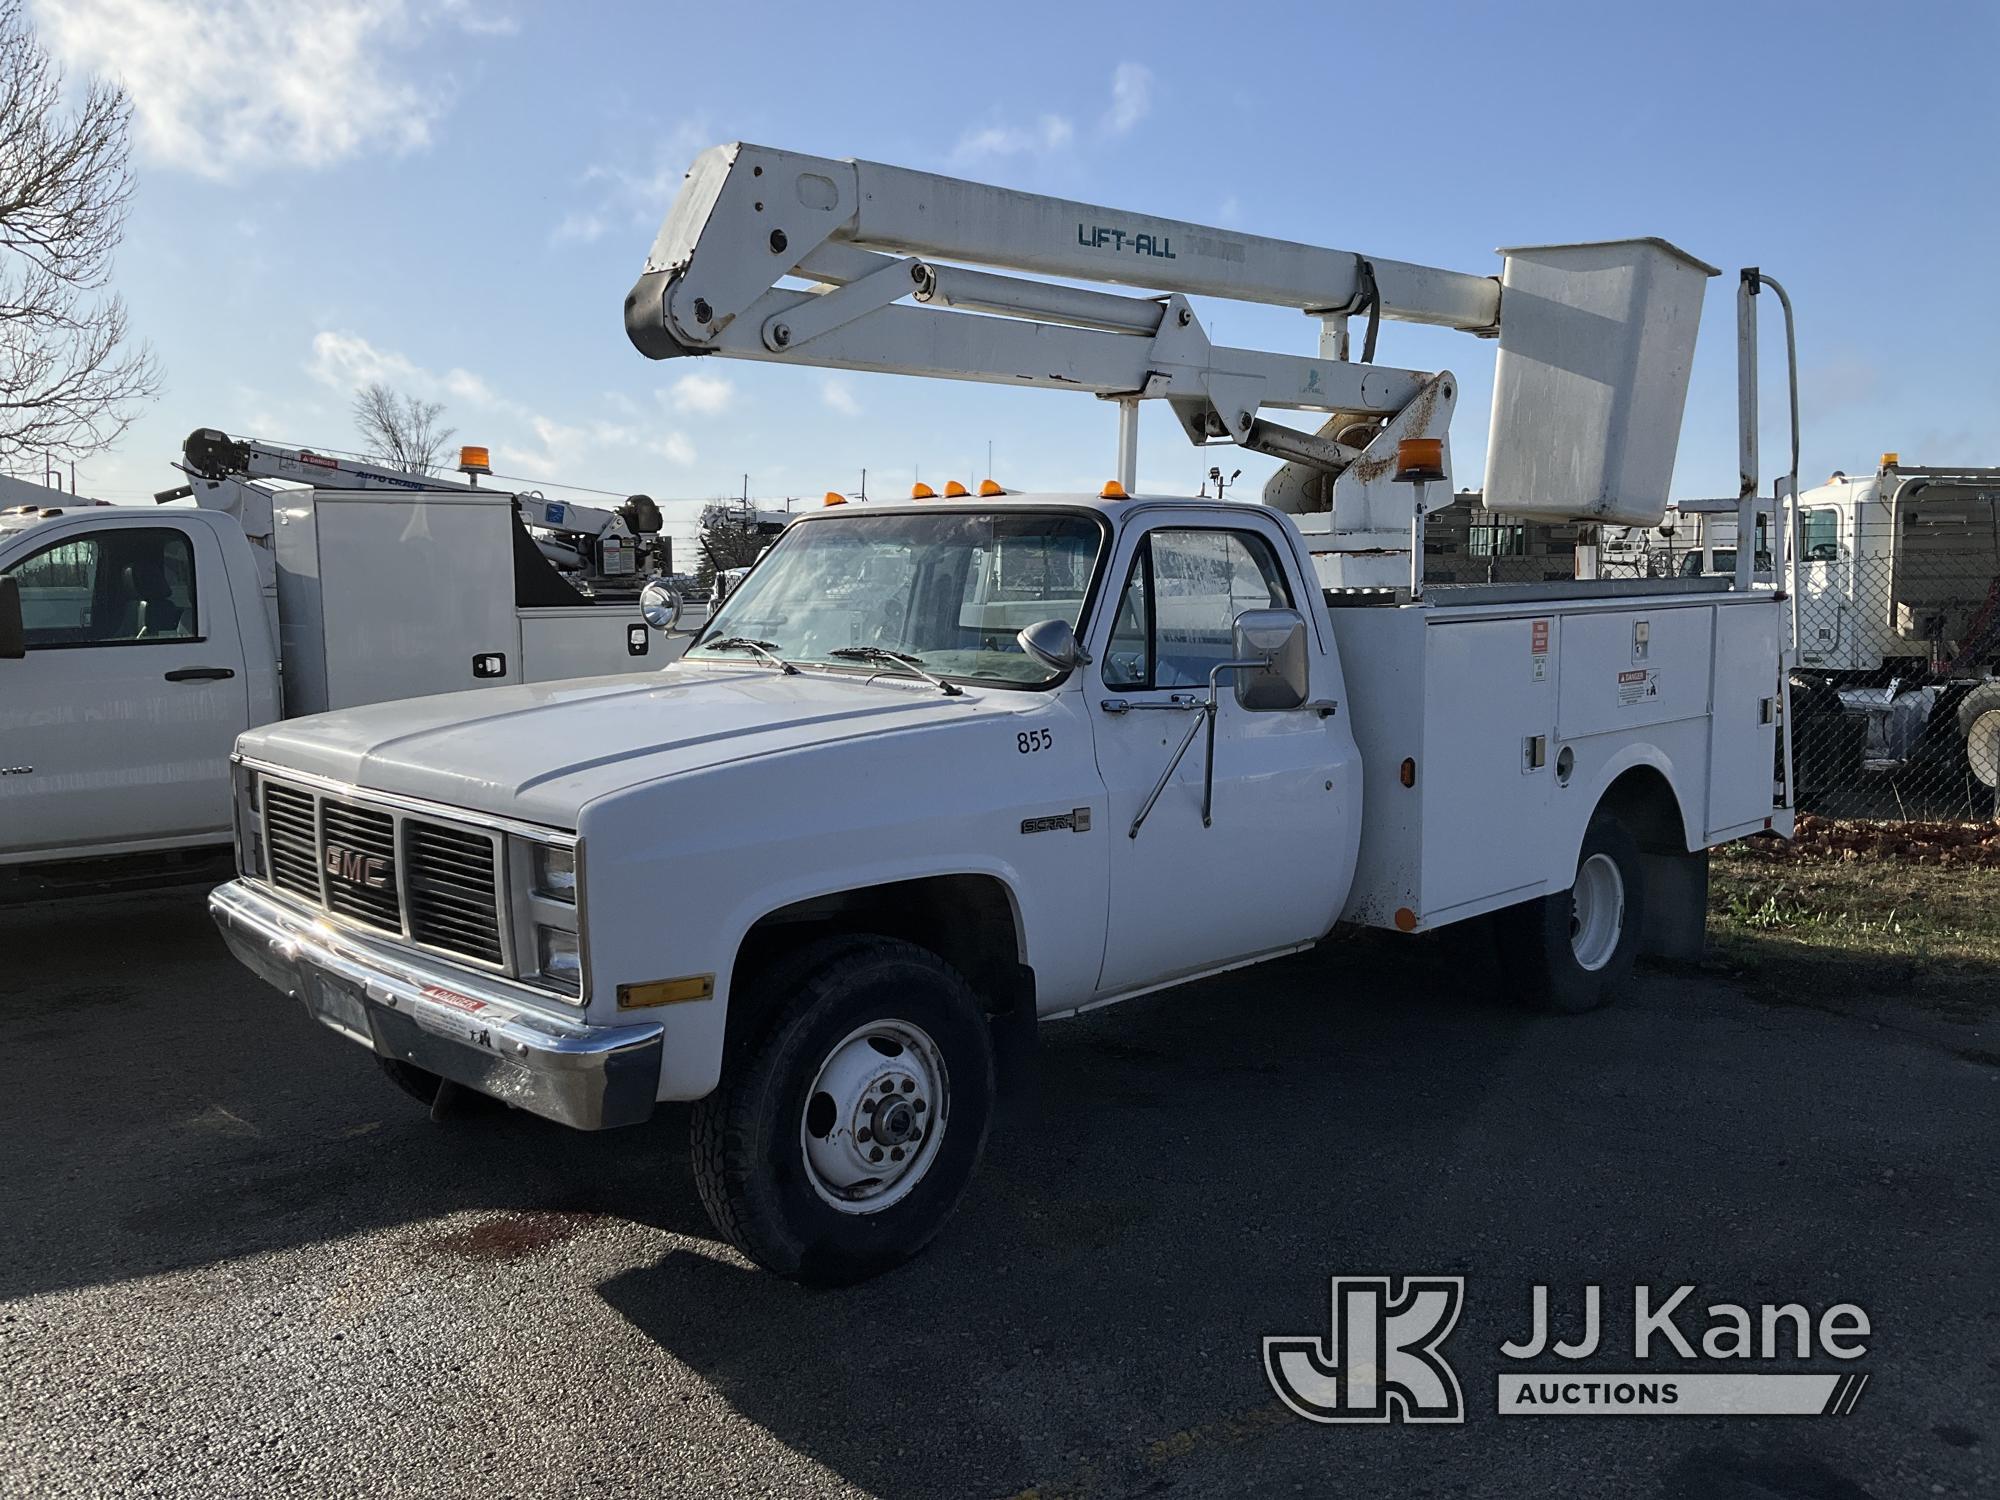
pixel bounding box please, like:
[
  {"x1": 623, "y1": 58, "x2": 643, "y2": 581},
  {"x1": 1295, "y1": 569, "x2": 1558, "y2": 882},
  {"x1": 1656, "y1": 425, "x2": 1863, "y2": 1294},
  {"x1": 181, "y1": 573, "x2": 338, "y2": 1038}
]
[{"x1": 688, "y1": 509, "x2": 1107, "y2": 687}]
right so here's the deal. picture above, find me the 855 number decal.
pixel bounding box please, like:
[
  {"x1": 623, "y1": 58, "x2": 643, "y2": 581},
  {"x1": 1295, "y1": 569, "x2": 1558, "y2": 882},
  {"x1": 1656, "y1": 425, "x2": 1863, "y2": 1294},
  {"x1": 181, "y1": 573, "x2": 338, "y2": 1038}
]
[{"x1": 1017, "y1": 729, "x2": 1053, "y2": 754}]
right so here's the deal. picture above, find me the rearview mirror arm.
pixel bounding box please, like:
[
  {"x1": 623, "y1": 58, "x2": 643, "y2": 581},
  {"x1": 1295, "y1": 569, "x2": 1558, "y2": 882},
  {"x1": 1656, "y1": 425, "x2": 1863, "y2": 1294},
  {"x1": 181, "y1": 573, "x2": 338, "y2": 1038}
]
[
  {"x1": 1201, "y1": 658, "x2": 1268, "y2": 828},
  {"x1": 1126, "y1": 657, "x2": 1263, "y2": 841}
]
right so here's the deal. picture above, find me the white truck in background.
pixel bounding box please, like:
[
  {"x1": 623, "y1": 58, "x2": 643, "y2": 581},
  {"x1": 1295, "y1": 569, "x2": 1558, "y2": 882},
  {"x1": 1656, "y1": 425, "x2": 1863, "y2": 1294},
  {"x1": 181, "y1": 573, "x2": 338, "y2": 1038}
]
[
  {"x1": 1617, "y1": 458, "x2": 2000, "y2": 798},
  {"x1": 209, "y1": 143, "x2": 1797, "y2": 1284},
  {"x1": 0, "y1": 433, "x2": 697, "y2": 892}
]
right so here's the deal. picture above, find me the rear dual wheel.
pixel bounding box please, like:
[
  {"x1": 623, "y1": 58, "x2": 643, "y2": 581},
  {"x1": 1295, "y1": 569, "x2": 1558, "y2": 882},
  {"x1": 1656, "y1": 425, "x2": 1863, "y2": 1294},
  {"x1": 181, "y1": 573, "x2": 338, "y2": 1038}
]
[{"x1": 1498, "y1": 814, "x2": 1645, "y2": 1014}]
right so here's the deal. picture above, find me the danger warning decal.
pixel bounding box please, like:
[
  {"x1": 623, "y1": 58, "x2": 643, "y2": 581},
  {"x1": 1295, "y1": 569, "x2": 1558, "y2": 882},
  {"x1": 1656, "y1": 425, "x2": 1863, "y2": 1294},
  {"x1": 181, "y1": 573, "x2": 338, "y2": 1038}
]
[{"x1": 1618, "y1": 669, "x2": 1660, "y2": 706}]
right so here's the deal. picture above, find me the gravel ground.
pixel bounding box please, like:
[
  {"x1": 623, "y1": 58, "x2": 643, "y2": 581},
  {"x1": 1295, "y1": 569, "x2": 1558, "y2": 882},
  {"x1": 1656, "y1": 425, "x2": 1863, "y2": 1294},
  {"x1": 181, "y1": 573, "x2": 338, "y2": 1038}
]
[{"x1": 1, "y1": 885, "x2": 1994, "y2": 1499}]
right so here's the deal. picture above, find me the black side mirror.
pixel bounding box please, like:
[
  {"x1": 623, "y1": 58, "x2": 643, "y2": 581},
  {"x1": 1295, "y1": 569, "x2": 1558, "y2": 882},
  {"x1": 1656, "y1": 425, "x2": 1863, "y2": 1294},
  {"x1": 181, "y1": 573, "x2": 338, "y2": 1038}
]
[{"x1": 0, "y1": 575, "x2": 24, "y2": 660}]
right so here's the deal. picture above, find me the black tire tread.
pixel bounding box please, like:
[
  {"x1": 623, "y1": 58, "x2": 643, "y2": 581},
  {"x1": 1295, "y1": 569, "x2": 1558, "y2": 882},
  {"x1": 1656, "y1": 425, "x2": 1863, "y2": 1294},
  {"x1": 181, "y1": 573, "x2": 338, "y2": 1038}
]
[
  {"x1": 690, "y1": 934, "x2": 992, "y2": 1283},
  {"x1": 1956, "y1": 680, "x2": 2000, "y2": 738},
  {"x1": 1498, "y1": 812, "x2": 1645, "y2": 1015}
]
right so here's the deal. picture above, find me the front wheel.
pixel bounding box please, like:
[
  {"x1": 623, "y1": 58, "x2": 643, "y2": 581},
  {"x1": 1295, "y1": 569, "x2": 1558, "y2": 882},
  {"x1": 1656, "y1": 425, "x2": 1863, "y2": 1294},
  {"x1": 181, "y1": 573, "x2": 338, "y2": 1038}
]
[
  {"x1": 1498, "y1": 814, "x2": 1645, "y2": 1013},
  {"x1": 1957, "y1": 682, "x2": 2000, "y2": 791},
  {"x1": 690, "y1": 936, "x2": 996, "y2": 1285}
]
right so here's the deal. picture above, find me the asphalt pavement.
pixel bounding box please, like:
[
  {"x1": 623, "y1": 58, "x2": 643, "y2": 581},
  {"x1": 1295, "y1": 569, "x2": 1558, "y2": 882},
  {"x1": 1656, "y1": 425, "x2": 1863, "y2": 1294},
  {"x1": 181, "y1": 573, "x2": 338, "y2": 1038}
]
[{"x1": 1, "y1": 885, "x2": 1994, "y2": 1499}]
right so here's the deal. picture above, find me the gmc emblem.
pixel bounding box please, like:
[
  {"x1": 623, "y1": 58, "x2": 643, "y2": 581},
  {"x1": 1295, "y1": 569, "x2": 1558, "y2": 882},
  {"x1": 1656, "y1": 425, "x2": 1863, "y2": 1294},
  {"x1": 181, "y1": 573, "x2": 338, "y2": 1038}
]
[{"x1": 324, "y1": 844, "x2": 392, "y2": 890}]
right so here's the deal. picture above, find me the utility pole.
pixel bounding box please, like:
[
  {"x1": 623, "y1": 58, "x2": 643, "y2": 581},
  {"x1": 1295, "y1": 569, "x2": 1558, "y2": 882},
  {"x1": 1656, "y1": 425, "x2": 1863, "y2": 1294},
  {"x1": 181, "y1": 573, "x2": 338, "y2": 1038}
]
[{"x1": 986, "y1": 440, "x2": 993, "y2": 480}]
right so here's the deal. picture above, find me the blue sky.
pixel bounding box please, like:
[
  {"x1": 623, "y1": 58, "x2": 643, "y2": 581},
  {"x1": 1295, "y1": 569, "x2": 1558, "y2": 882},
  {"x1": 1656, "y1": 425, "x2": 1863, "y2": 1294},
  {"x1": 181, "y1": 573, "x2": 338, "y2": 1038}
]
[{"x1": 25, "y1": 0, "x2": 2000, "y2": 560}]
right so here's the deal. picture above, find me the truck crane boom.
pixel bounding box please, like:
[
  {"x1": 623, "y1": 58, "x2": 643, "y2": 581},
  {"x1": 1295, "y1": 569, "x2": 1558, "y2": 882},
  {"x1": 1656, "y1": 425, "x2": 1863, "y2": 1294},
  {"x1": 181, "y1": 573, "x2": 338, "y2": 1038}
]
[
  {"x1": 178, "y1": 428, "x2": 664, "y2": 593},
  {"x1": 623, "y1": 143, "x2": 1473, "y2": 475},
  {"x1": 622, "y1": 143, "x2": 1721, "y2": 590}
]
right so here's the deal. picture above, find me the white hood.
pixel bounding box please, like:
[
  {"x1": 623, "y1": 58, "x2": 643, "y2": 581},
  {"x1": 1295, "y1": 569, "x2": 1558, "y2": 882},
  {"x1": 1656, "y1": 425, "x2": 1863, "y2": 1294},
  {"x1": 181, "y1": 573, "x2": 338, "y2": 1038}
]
[{"x1": 239, "y1": 663, "x2": 1007, "y2": 827}]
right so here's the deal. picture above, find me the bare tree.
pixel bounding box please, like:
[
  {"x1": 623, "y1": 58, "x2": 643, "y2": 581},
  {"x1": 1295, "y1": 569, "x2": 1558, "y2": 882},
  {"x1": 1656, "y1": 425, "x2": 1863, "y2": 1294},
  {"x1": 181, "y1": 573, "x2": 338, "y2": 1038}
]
[
  {"x1": 0, "y1": 0, "x2": 159, "y2": 468},
  {"x1": 352, "y1": 381, "x2": 455, "y2": 476}
]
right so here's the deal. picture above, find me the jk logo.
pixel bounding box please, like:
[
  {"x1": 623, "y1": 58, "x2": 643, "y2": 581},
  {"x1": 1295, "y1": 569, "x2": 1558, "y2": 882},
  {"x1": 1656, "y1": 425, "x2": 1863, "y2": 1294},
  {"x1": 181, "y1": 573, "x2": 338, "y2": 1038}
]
[{"x1": 1264, "y1": 1277, "x2": 1465, "y2": 1424}]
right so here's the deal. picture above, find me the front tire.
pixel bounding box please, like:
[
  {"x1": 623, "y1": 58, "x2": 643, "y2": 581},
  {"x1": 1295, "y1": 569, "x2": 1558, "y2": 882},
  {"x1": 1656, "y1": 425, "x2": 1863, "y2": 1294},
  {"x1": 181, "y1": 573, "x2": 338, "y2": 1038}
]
[
  {"x1": 690, "y1": 936, "x2": 996, "y2": 1285},
  {"x1": 1498, "y1": 814, "x2": 1645, "y2": 1014},
  {"x1": 1957, "y1": 682, "x2": 2000, "y2": 791}
]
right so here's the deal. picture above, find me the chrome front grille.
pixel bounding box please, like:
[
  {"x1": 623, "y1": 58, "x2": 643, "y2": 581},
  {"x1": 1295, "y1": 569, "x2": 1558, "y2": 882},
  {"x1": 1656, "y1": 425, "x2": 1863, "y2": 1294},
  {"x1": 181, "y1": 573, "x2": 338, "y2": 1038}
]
[
  {"x1": 262, "y1": 783, "x2": 321, "y2": 901},
  {"x1": 255, "y1": 775, "x2": 508, "y2": 975},
  {"x1": 321, "y1": 801, "x2": 399, "y2": 933},
  {"x1": 405, "y1": 823, "x2": 504, "y2": 966}
]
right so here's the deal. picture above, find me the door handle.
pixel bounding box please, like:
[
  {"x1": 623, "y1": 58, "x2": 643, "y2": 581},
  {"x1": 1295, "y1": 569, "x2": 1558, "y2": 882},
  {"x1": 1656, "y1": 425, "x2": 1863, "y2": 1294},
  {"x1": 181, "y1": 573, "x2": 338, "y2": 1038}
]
[
  {"x1": 164, "y1": 666, "x2": 235, "y2": 682},
  {"x1": 1101, "y1": 693, "x2": 1202, "y2": 714}
]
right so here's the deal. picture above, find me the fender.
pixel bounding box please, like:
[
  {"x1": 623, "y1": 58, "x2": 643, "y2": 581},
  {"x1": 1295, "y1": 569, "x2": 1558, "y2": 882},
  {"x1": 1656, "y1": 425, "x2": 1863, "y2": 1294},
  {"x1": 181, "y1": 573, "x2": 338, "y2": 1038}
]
[{"x1": 1566, "y1": 739, "x2": 1698, "y2": 855}]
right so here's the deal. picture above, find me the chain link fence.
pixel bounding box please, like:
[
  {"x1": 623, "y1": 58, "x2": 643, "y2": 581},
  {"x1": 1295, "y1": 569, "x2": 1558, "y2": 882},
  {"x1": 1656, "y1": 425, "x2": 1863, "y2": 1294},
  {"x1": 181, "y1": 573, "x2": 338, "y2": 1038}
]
[{"x1": 1419, "y1": 485, "x2": 2000, "y2": 825}]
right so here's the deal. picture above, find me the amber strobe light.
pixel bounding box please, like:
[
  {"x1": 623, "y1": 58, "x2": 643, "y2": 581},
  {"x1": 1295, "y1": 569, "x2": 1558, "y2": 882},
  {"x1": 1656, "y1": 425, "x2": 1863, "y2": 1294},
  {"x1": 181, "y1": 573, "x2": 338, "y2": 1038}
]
[
  {"x1": 1394, "y1": 438, "x2": 1445, "y2": 482},
  {"x1": 458, "y1": 445, "x2": 492, "y2": 476}
]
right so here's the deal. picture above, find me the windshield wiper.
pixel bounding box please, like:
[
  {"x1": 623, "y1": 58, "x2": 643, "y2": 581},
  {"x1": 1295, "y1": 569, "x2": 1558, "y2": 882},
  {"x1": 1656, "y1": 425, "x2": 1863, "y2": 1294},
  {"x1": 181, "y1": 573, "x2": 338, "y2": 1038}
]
[
  {"x1": 700, "y1": 636, "x2": 799, "y2": 674},
  {"x1": 827, "y1": 646, "x2": 964, "y2": 697}
]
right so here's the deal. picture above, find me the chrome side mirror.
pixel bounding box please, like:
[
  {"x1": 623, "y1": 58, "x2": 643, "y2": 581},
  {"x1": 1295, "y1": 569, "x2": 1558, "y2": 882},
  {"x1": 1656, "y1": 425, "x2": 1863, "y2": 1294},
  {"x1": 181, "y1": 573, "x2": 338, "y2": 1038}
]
[
  {"x1": 1231, "y1": 607, "x2": 1308, "y2": 711},
  {"x1": 0, "y1": 575, "x2": 22, "y2": 660},
  {"x1": 639, "y1": 579, "x2": 684, "y2": 633},
  {"x1": 1017, "y1": 618, "x2": 1092, "y2": 674}
]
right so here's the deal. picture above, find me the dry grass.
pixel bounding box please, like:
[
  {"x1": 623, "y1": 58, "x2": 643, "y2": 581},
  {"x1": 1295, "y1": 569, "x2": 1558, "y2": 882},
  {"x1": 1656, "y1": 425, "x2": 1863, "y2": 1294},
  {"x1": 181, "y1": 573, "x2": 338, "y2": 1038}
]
[{"x1": 1706, "y1": 817, "x2": 2000, "y2": 1013}]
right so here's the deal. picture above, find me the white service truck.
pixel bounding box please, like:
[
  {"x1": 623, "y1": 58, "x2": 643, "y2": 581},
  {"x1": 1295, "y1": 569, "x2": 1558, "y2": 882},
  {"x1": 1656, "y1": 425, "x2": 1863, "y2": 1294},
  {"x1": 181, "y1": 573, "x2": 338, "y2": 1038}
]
[
  {"x1": 1787, "y1": 459, "x2": 1999, "y2": 796},
  {"x1": 1617, "y1": 458, "x2": 2000, "y2": 797},
  {"x1": 209, "y1": 144, "x2": 1797, "y2": 1284},
  {"x1": 0, "y1": 433, "x2": 695, "y2": 890}
]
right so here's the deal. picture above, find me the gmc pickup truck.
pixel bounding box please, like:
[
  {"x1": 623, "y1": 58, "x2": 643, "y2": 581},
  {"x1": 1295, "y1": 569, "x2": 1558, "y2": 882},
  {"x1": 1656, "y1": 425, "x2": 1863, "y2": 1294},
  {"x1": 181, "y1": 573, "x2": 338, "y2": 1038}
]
[
  {"x1": 207, "y1": 140, "x2": 1799, "y2": 1284},
  {"x1": 209, "y1": 490, "x2": 1788, "y2": 1282}
]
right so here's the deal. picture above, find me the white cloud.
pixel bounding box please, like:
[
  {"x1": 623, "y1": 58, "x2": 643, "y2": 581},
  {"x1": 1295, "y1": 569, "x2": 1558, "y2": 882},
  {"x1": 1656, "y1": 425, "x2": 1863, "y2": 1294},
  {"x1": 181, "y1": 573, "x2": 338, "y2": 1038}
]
[
  {"x1": 820, "y1": 378, "x2": 861, "y2": 418},
  {"x1": 550, "y1": 210, "x2": 609, "y2": 247},
  {"x1": 436, "y1": 0, "x2": 516, "y2": 34},
  {"x1": 665, "y1": 372, "x2": 735, "y2": 417},
  {"x1": 1104, "y1": 62, "x2": 1153, "y2": 135},
  {"x1": 576, "y1": 117, "x2": 713, "y2": 219},
  {"x1": 951, "y1": 114, "x2": 1075, "y2": 164},
  {"x1": 301, "y1": 330, "x2": 696, "y2": 480},
  {"x1": 306, "y1": 330, "x2": 430, "y2": 394},
  {"x1": 28, "y1": 0, "x2": 510, "y2": 179}
]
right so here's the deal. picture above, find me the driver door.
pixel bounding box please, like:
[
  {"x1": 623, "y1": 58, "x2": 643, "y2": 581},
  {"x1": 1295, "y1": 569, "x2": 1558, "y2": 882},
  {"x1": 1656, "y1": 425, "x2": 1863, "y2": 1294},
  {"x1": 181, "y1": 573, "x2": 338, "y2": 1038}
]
[
  {"x1": 0, "y1": 518, "x2": 250, "y2": 861},
  {"x1": 1086, "y1": 516, "x2": 1345, "y2": 995}
]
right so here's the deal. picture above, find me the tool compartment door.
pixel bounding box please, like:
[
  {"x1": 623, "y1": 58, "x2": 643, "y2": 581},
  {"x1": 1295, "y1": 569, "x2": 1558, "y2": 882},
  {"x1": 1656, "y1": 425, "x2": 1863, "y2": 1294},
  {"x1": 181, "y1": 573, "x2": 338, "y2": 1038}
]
[
  {"x1": 1706, "y1": 600, "x2": 1782, "y2": 836},
  {"x1": 1417, "y1": 615, "x2": 1560, "y2": 917}
]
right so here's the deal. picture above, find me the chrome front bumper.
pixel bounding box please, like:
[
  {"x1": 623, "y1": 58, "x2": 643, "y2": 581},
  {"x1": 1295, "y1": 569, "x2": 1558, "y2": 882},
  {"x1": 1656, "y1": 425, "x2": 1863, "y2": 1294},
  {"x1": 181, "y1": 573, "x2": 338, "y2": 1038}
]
[{"x1": 209, "y1": 880, "x2": 663, "y2": 1130}]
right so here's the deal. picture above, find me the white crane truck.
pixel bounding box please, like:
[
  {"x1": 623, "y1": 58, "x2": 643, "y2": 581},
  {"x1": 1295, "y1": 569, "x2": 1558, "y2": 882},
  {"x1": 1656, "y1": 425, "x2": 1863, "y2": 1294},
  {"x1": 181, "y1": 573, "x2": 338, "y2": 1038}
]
[
  {"x1": 1614, "y1": 459, "x2": 2000, "y2": 797},
  {"x1": 0, "y1": 433, "x2": 693, "y2": 891},
  {"x1": 209, "y1": 144, "x2": 1800, "y2": 1283}
]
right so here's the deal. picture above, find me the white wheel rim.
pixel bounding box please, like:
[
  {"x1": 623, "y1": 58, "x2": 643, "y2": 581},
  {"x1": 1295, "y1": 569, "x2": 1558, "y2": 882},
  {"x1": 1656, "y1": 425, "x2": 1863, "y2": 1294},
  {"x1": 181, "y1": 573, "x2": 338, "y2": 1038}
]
[
  {"x1": 799, "y1": 1019, "x2": 949, "y2": 1215},
  {"x1": 1570, "y1": 852, "x2": 1626, "y2": 973},
  {"x1": 1969, "y1": 710, "x2": 2000, "y2": 790}
]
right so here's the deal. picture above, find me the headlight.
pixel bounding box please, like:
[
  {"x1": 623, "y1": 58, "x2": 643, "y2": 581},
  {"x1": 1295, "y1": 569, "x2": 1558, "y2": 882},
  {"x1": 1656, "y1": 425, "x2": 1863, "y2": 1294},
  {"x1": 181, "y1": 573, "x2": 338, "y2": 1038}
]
[
  {"x1": 509, "y1": 833, "x2": 584, "y2": 1000},
  {"x1": 532, "y1": 844, "x2": 576, "y2": 903},
  {"x1": 537, "y1": 926, "x2": 581, "y2": 987}
]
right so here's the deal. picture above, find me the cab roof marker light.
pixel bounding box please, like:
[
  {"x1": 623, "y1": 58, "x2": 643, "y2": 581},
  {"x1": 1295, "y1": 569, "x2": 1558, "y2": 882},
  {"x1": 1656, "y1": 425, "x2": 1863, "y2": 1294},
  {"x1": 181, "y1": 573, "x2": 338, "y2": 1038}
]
[
  {"x1": 910, "y1": 482, "x2": 936, "y2": 499},
  {"x1": 943, "y1": 480, "x2": 970, "y2": 497},
  {"x1": 978, "y1": 479, "x2": 1005, "y2": 496}
]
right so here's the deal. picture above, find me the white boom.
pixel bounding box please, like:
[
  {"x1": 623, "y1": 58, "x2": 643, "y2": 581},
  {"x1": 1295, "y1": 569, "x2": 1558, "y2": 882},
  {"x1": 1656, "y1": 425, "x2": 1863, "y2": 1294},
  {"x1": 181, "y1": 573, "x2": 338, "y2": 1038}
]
[
  {"x1": 178, "y1": 428, "x2": 662, "y2": 590},
  {"x1": 623, "y1": 142, "x2": 1720, "y2": 578}
]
